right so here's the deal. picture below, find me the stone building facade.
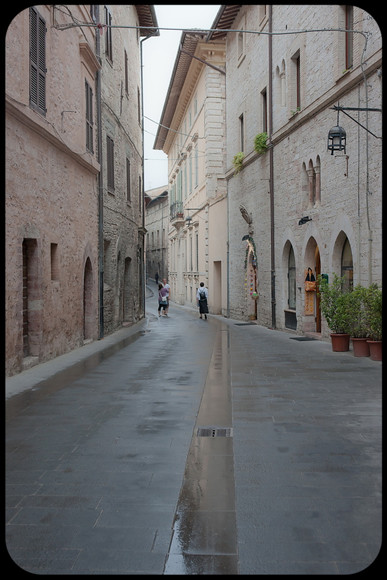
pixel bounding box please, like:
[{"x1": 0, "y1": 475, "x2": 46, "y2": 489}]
[
  {"x1": 98, "y1": 5, "x2": 158, "y2": 335},
  {"x1": 145, "y1": 185, "x2": 169, "y2": 283},
  {"x1": 6, "y1": 5, "x2": 101, "y2": 376},
  {"x1": 154, "y1": 32, "x2": 228, "y2": 314},
  {"x1": 209, "y1": 5, "x2": 382, "y2": 336},
  {"x1": 5, "y1": 5, "x2": 158, "y2": 376}
]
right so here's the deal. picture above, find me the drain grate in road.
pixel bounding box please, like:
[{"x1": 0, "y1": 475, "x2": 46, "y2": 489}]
[
  {"x1": 235, "y1": 322, "x2": 256, "y2": 326},
  {"x1": 196, "y1": 426, "x2": 233, "y2": 437},
  {"x1": 290, "y1": 336, "x2": 316, "y2": 341}
]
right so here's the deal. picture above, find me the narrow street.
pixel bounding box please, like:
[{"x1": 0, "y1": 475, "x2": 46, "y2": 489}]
[{"x1": 6, "y1": 282, "x2": 382, "y2": 575}]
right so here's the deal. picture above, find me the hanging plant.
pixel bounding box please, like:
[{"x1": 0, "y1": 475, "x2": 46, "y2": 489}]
[
  {"x1": 254, "y1": 132, "x2": 268, "y2": 154},
  {"x1": 232, "y1": 152, "x2": 245, "y2": 174},
  {"x1": 243, "y1": 235, "x2": 257, "y2": 269}
]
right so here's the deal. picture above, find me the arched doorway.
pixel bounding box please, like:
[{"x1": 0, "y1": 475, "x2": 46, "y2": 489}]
[
  {"x1": 304, "y1": 237, "x2": 321, "y2": 333},
  {"x1": 83, "y1": 258, "x2": 93, "y2": 340},
  {"x1": 332, "y1": 232, "x2": 353, "y2": 291}
]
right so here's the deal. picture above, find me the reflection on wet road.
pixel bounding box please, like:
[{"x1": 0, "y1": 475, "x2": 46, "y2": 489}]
[{"x1": 164, "y1": 326, "x2": 238, "y2": 574}]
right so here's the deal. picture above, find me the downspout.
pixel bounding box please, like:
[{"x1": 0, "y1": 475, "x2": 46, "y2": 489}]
[
  {"x1": 268, "y1": 5, "x2": 276, "y2": 328},
  {"x1": 96, "y1": 6, "x2": 104, "y2": 339},
  {"x1": 140, "y1": 35, "x2": 151, "y2": 317}
]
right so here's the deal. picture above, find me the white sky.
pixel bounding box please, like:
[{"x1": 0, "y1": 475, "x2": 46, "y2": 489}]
[{"x1": 142, "y1": 5, "x2": 221, "y2": 191}]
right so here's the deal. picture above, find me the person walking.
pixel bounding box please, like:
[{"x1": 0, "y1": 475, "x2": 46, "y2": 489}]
[
  {"x1": 162, "y1": 278, "x2": 170, "y2": 315},
  {"x1": 158, "y1": 283, "x2": 169, "y2": 316},
  {"x1": 196, "y1": 282, "x2": 209, "y2": 319},
  {"x1": 155, "y1": 272, "x2": 159, "y2": 286}
]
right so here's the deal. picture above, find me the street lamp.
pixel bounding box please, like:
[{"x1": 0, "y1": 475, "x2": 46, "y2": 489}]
[
  {"x1": 185, "y1": 207, "x2": 202, "y2": 226},
  {"x1": 327, "y1": 124, "x2": 346, "y2": 155},
  {"x1": 327, "y1": 108, "x2": 346, "y2": 155},
  {"x1": 327, "y1": 103, "x2": 381, "y2": 155}
]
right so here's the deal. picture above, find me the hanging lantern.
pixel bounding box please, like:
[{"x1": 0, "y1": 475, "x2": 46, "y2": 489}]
[
  {"x1": 327, "y1": 106, "x2": 346, "y2": 155},
  {"x1": 327, "y1": 125, "x2": 346, "y2": 155}
]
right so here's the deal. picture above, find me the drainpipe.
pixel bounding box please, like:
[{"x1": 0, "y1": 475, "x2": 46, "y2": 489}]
[
  {"x1": 268, "y1": 5, "x2": 276, "y2": 328},
  {"x1": 140, "y1": 35, "x2": 151, "y2": 317},
  {"x1": 96, "y1": 6, "x2": 104, "y2": 339}
]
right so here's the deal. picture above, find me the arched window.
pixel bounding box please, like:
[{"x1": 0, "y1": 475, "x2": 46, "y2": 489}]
[
  {"x1": 288, "y1": 245, "x2": 296, "y2": 310},
  {"x1": 341, "y1": 237, "x2": 353, "y2": 291}
]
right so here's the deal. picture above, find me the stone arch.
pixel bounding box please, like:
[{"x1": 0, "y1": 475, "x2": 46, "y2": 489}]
[
  {"x1": 332, "y1": 230, "x2": 353, "y2": 291},
  {"x1": 282, "y1": 240, "x2": 297, "y2": 330},
  {"x1": 83, "y1": 257, "x2": 93, "y2": 340}
]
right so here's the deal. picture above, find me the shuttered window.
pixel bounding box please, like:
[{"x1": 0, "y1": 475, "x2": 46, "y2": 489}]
[
  {"x1": 29, "y1": 7, "x2": 46, "y2": 115},
  {"x1": 106, "y1": 135, "x2": 115, "y2": 191},
  {"x1": 104, "y1": 6, "x2": 113, "y2": 62},
  {"x1": 126, "y1": 157, "x2": 131, "y2": 202},
  {"x1": 85, "y1": 81, "x2": 94, "y2": 153}
]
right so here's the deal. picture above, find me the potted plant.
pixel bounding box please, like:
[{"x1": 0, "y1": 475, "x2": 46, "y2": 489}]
[
  {"x1": 232, "y1": 152, "x2": 245, "y2": 174},
  {"x1": 254, "y1": 132, "x2": 268, "y2": 154},
  {"x1": 317, "y1": 273, "x2": 352, "y2": 351},
  {"x1": 347, "y1": 285, "x2": 370, "y2": 357},
  {"x1": 364, "y1": 284, "x2": 382, "y2": 361}
]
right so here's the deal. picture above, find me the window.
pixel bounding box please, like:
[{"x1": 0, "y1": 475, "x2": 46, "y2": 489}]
[
  {"x1": 295, "y1": 54, "x2": 301, "y2": 109},
  {"x1": 290, "y1": 50, "x2": 301, "y2": 112},
  {"x1": 239, "y1": 113, "x2": 244, "y2": 151},
  {"x1": 124, "y1": 50, "x2": 129, "y2": 94},
  {"x1": 50, "y1": 243, "x2": 59, "y2": 281},
  {"x1": 106, "y1": 135, "x2": 115, "y2": 191},
  {"x1": 85, "y1": 80, "x2": 93, "y2": 153},
  {"x1": 261, "y1": 88, "x2": 267, "y2": 133},
  {"x1": 126, "y1": 157, "x2": 131, "y2": 202},
  {"x1": 29, "y1": 7, "x2": 46, "y2": 115},
  {"x1": 104, "y1": 6, "x2": 113, "y2": 62},
  {"x1": 138, "y1": 176, "x2": 142, "y2": 213},
  {"x1": 345, "y1": 5, "x2": 354, "y2": 69},
  {"x1": 188, "y1": 152, "x2": 192, "y2": 194}
]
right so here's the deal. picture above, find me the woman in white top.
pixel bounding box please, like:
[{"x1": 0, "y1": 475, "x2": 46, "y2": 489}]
[{"x1": 196, "y1": 282, "x2": 209, "y2": 319}]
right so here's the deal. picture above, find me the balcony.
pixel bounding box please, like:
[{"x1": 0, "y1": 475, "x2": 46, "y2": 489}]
[{"x1": 170, "y1": 201, "x2": 185, "y2": 227}]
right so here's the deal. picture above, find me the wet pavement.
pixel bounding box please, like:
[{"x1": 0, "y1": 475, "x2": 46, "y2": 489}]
[{"x1": 6, "y1": 281, "x2": 382, "y2": 574}]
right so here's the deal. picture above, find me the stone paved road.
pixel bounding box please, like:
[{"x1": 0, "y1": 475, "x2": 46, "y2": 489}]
[{"x1": 6, "y1": 283, "x2": 382, "y2": 574}]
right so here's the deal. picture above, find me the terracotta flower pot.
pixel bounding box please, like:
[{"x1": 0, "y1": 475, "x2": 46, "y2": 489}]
[
  {"x1": 351, "y1": 337, "x2": 370, "y2": 357},
  {"x1": 367, "y1": 340, "x2": 382, "y2": 361},
  {"x1": 330, "y1": 333, "x2": 350, "y2": 352}
]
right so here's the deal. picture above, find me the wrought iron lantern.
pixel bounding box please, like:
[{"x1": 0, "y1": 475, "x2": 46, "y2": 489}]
[
  {"x1": 327, "y1": 124, "x2": 346, "y2": 155},
  {"x1": 327, "y1": 107, "x2": 346, "y2": 155}
]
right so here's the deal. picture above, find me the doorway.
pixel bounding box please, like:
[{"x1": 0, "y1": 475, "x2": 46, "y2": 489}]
[
  {"x1": 315, "y1": 246, "x2": 321, "y2": 332},
  {"x1": 83, "y1": 258, "x2": 93, "y2": 340},
  {"x1": 304, "y1": 237, "x2": 321, "y2": 333},
  {"x1": 213, "y1": 261, "x2": 222, "y2": 314}
]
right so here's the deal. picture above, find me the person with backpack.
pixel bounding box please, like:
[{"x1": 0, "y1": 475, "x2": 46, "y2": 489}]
[
  {"x1": 158, "y1": 283, "x2": 169, "y2": 316},
  {"x1": 196, "y1": 282, "x2": 209, "y2": 319}
]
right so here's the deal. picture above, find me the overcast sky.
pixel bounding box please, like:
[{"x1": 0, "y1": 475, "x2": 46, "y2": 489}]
[{"x1": 142, "y1": 5, "x2": 221, "y2": 191}]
